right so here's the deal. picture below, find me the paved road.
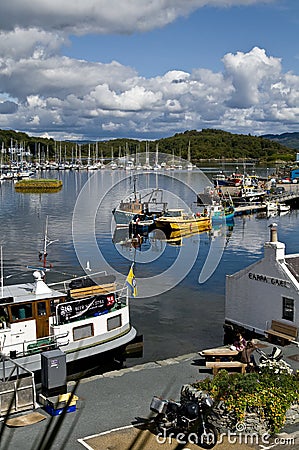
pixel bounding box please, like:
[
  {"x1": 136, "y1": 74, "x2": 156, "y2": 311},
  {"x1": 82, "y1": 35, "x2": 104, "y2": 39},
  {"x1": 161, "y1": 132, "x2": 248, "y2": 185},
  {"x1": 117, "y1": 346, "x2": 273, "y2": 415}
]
[{"x1": 1, "y1": 349, "x2": 298, "y2": 450}]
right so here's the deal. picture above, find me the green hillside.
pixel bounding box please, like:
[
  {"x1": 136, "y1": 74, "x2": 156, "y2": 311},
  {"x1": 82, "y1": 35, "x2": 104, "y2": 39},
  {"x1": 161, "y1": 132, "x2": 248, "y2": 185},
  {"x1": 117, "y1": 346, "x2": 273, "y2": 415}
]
[
  {"x1": 0, "y1": 128, "x2": 295, "y2": 164},
  {"x1": 262, "y1": 132, "x2": 299, "y2": 151}
]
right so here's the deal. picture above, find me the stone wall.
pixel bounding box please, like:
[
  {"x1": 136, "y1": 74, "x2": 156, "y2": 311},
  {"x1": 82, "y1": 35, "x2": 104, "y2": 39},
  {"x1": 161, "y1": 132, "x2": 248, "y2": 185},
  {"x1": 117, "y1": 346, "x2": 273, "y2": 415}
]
[
  {"x1": 285, "y1": 404, "x2": 299, "y2": 426},
  {"x1": 180, "y1": 384, "x2": 299, "y2": 435}
]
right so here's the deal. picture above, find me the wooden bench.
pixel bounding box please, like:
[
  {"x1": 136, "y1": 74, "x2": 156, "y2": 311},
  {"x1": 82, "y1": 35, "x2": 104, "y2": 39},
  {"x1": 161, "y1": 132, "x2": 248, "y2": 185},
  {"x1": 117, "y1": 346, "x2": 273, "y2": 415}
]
[
  {"x1": 206, "y1": 361, "x2": 247, "y2": 376},
  {"x1": 69, "y1": 283, "x2": 116, "y2": 299},
  {"x1": 265, "y1": 320, "x2": 298, "y2": 344}
]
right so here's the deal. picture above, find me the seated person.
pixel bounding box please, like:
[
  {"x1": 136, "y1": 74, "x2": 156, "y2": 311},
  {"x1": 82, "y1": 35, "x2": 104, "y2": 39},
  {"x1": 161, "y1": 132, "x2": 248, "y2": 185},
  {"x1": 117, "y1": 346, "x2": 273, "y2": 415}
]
[
  {"x1": 233, "y1": 332, "x2": 247, "y2": 352},
  {"x1": 233, "y1": 333, "x2": 257, "y2": 367}
]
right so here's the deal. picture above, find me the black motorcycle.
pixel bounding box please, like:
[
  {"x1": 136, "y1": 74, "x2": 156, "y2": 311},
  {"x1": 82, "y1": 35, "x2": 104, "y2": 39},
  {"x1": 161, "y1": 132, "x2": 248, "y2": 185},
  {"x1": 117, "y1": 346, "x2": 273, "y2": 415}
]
[{"x1": 150, "y1": 388, "x2": 218, "y2": 449}]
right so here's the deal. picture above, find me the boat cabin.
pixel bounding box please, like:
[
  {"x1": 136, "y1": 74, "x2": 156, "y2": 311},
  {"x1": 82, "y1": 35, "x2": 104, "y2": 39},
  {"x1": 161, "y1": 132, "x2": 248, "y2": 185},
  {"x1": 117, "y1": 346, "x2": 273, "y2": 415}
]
[
  {"x1": 0, "y1": 272, "x2": 67, "y2": 357},
  {"x1": 162, "y1": 208, "x2": 185, "y2": 218},
  {"x1": 225, "y1": 224, "x2": 299, "y2": 343},
  {"x1": 0, "y1": 270, "x2": 122, "y2": 360}
]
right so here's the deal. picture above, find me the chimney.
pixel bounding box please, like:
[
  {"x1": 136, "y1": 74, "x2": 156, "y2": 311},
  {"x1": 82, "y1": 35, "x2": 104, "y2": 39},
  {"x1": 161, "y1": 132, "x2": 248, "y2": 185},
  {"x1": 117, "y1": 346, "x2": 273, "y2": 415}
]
[
  {"x1": 269, "y1": 223, "x2": 278, "y2": 242},
  {"x1": 264, "y1": 223, "x2": 285, "y2": 261}
]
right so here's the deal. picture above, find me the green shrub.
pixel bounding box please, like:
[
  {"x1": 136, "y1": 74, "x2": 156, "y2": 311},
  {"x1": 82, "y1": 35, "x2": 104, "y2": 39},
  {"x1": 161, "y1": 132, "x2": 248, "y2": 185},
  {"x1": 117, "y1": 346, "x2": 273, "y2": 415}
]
[{"x1": 193, "y1": 369, "x2": 299, "y2": 433}]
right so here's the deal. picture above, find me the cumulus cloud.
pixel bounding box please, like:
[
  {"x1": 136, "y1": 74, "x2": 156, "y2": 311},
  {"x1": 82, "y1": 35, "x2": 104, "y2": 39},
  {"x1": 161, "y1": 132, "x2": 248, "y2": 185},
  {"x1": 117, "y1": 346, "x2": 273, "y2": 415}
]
[
  {"x1": 0, "y1": 39, "x2": 298, "y2": 139},
  {"x1": 223, "y1": 47, "x2": 282, "y2": 108},
  {"x1": 0, "y1": 1, "x2": 275, "y2": 34},
  {"x1": 0, "y1": 28, "x2": 66, "y2": 59},
  {"x1": 0, "y1": 0, "x2": 297, "y2": 139}
]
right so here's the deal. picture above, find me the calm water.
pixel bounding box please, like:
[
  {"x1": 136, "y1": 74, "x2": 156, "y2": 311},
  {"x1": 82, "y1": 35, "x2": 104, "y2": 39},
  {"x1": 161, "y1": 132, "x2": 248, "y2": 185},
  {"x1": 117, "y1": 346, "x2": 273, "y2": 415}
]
[{"x1": 1, "y1": 169, "x2": 299, "y2": 366}]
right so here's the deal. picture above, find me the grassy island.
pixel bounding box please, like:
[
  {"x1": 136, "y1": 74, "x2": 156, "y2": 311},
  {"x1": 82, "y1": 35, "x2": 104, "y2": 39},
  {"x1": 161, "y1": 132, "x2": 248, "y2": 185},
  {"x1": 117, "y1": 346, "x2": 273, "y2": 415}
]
[{"x1": 14, "y1": 178, "x2": 63, "y2": 193}]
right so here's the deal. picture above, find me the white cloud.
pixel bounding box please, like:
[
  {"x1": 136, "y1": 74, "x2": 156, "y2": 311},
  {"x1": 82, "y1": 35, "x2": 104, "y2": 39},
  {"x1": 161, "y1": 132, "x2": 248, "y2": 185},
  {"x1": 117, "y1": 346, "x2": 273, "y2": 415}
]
[
  {"x1": 0, "y1": 1, "x2": 275, "y2": 34},
  {"x1": 0, "y1": 28, "x2": 66, "y2": 59},
  {"x1": 0, "y1": 43, "x2": 298, "y2": 139},
  {"x1": 223, "y1": 47, "x2": 282, "y2": 108},
  {"x1": 0, "y1": 1, "x2": 297, "y2": 139}
]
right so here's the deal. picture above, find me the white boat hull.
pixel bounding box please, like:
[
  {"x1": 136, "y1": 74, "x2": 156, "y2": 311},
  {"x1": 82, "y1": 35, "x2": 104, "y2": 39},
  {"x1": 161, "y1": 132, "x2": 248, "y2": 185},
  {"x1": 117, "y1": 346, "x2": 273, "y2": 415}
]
[{"x1": 0, "y1": 326, "x2": 137, "y2": 377}]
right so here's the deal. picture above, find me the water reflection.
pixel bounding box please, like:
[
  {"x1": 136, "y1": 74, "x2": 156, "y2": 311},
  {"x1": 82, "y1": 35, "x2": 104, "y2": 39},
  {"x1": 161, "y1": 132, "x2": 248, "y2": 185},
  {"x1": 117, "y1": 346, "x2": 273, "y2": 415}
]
[
  {"x1": 112, "y1": 221, "x2": 234, "y2": 255},
  {"x1": 0, "y1": 169, "x2": 299, "y2": 364}
]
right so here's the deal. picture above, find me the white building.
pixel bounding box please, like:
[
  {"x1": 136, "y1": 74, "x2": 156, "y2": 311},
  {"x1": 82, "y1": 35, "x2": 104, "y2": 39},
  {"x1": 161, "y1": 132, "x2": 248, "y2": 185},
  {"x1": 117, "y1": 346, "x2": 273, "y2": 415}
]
[{"x1": 225, "y1": 224, "x2": 298, "y2": 338}]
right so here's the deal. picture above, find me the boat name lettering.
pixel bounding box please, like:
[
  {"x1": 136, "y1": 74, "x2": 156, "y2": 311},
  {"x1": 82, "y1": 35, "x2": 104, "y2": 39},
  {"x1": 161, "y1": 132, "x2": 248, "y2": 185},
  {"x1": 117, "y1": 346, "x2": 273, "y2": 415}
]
[
  {"x1": 57, "y1": 293, "x2": 115, "y2": 323},
  {"x1": 248, "y1": 272, "x2": 289, "y2": 287}
]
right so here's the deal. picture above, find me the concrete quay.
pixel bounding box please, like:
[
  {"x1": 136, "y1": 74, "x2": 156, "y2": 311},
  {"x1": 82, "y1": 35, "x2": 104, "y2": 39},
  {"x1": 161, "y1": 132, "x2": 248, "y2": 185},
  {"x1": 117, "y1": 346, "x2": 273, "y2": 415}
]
[{"x1": 1, "y1": 343, "x2": 299, "y2": 450}]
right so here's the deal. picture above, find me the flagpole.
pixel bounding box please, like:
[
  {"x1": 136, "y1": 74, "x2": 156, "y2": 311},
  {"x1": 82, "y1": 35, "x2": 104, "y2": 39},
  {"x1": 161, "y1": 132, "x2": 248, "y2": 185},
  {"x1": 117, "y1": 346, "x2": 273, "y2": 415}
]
[{"x1": 122, "y1": 261, "x2": 134, "y2": 291}]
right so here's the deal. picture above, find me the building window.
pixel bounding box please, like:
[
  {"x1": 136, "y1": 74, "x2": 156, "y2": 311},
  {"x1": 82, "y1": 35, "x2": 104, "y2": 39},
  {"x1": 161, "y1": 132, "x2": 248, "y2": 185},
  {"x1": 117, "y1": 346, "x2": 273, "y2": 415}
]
[
  {"x1": 107, "y1": 315, "x2": 121, "y2": 331},
  {"x1": 73, "y1": 324, "x2": 94, "y2": 341},
  {"x1": 282, "y1": 297, "x2": 294, "y2": 321}
]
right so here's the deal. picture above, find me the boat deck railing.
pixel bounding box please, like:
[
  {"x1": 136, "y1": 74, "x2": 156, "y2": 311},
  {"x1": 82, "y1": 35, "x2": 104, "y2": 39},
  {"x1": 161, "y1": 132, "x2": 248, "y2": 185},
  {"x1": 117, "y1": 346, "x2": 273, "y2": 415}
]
[
  {"x1": 1, "y1": 332, "x2": 69, "y2": 359},
  {"x1": 48, "y1": 270, "x2": 108, "y2": 293}
]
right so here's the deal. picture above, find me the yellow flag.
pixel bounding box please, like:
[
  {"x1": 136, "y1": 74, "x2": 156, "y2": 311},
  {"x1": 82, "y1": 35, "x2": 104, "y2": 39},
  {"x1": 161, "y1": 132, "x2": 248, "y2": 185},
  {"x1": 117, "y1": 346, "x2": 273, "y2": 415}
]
[{"x1": 126, "y1": 264, "x2": 137, "y2": 297}]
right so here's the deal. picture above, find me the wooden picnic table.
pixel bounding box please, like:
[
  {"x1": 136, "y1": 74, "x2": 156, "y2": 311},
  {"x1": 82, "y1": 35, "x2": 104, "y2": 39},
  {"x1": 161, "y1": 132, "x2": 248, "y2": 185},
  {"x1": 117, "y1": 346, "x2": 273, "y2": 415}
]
[{"x1": 200, "y1": 346, "x2": 239, "y2": 362}]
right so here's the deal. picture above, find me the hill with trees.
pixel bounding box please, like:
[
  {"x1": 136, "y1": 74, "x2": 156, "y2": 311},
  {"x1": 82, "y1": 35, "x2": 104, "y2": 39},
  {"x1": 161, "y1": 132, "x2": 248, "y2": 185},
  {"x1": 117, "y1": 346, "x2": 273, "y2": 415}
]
[
  {"x1": 0, "y1": 128, "x2": 296, "y2": 164},
  {"x1": 262, "y1": 132, "x2": 299, "y2": 151}
]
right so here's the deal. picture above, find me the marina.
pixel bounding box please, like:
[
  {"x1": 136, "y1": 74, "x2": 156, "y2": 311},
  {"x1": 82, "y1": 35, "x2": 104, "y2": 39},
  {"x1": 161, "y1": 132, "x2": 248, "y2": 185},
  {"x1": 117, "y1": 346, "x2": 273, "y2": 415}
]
[
  {"x1": 1, "y1": 168, "x2": 299, "y2": 369},
  {"x1": 0, "y1": 167, "x2": 299, "y2": 449}
]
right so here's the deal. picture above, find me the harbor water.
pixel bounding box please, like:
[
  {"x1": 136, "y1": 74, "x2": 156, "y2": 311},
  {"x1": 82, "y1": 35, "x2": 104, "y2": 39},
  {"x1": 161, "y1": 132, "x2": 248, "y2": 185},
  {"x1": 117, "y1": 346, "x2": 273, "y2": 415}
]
[{"x1": 1, "y1": 168, "x2": 299, "y2": 369}]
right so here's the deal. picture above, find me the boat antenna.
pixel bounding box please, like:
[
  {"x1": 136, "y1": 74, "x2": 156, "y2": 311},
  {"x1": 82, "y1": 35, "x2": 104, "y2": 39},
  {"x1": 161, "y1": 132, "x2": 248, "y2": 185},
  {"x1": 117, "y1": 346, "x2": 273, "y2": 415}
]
[{"x1": 39, "y1": 216, "x2": 58, "y2": 269}]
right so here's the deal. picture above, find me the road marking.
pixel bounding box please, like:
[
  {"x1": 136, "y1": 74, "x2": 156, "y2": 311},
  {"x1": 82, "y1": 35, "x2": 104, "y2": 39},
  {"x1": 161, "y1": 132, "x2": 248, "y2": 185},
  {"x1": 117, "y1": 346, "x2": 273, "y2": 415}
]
[{"x1": 78, "y1": 422, "x2": 148, "y2": 449}]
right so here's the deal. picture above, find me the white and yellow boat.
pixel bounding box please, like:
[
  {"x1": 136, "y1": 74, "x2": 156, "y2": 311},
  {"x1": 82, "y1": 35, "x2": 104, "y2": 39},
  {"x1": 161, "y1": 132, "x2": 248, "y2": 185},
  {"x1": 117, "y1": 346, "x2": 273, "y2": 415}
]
[{"x1": 154, "y1": 208, "x2": 211, "y2": 231}]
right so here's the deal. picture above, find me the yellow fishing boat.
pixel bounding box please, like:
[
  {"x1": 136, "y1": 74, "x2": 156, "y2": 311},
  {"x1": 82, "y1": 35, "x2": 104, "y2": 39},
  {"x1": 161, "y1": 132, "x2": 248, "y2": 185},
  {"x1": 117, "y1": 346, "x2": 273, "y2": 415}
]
[{"x1": 154, "y1": 208, "x2": 211, "y2": 231}]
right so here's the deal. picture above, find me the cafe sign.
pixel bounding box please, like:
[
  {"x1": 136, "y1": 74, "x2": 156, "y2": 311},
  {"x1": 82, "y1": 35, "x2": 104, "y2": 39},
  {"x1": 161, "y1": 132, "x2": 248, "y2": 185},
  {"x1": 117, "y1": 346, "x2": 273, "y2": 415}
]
[{"x1": 248, "y1": 272, "x2": 289, "y2": 288}]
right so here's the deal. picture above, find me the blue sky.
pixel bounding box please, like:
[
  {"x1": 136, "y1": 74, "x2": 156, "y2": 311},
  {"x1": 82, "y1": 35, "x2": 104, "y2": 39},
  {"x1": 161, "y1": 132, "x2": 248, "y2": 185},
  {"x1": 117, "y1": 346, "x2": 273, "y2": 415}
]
[
  {"x1": 63, "y1": 3, "x2": 299, "y2": 77},
  {"x1": 0, "y1": 1, "x2": 298, "y2": 141}
]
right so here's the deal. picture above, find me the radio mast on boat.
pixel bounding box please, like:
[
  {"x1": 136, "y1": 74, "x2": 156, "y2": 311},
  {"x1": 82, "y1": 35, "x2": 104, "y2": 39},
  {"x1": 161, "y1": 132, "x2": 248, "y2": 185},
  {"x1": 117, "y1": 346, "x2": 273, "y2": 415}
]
[
  {"x1": 39, "y1": 216, "x2": 58, "y2": 268},
  {"x1": 0, "y1": 246, "x2": 3, "y2": 298}
]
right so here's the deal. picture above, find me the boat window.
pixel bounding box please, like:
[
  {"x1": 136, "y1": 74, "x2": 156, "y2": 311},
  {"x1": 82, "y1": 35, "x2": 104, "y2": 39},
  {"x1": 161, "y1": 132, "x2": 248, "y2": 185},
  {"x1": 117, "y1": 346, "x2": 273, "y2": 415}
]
[
  {"x1": 282, "y1": 297, "x2": 294, "y2": 321},
  {"x1": 0, "y1": 306, "x2": 8, "y2": 328},
  {"x1": 73, "y1": 323, "x2": 94, "y2": 341},
  {"x1": 164, "y1": 210, "x2": 182, "y2": 217},
  {"x1": 107, "y1": 314, "x2": 122, "y2": 331},
  {"x1": 37, "y1": 301, "x2": 47, "y2": 316},
  {"x1": 11, "y1": 303, "x2": 33, "y2": 321}
]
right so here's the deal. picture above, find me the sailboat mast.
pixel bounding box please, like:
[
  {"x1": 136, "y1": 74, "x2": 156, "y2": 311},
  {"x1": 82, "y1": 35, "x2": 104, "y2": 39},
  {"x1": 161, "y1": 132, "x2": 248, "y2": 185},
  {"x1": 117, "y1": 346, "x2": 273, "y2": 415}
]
[
  {"x1": 0, "y1": 246, "x2": 3, "y2": 298},
  {"x1": 43, "y1": 216, "x2": 49, "y2": 268}
]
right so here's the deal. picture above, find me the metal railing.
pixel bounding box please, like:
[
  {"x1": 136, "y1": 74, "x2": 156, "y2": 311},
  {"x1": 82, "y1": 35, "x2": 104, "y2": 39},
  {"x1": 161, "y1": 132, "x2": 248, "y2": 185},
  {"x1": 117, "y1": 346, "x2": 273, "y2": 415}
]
[
  {"x1": 0, "y1": 356, "x2": 37, "y2": 416},
  {"x1": 1, "y1": 331, "x2": 69, "y2": 359}
]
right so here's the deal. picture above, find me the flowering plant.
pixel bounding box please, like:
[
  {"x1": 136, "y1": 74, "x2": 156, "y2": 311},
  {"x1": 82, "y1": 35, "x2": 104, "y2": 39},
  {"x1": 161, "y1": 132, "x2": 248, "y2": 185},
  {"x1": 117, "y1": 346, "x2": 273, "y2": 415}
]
[
  {"x1": 258, "y1": 358, "x2": 293, "y2": 375},
  {"x1": 194, "y1": 368, "x2": 299, "y2": 433}
]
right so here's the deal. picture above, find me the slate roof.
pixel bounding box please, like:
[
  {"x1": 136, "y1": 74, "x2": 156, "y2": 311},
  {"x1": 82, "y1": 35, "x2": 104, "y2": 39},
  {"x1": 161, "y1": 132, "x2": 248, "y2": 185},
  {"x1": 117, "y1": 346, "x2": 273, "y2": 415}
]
[{"x1": 285, "y1": 255, "x2": 299, "y2": 283}]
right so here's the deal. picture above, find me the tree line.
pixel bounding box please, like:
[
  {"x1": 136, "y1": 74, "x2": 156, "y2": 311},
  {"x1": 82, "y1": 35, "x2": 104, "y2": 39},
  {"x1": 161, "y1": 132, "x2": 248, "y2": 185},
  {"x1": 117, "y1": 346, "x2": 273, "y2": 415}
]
[{"x1": 0, "y1": 128, "x2": 296, "y2": 164}]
